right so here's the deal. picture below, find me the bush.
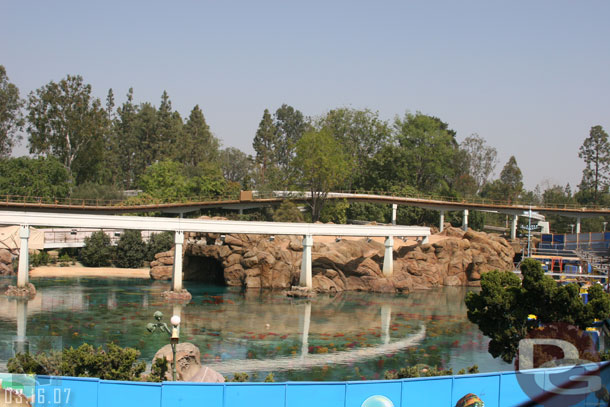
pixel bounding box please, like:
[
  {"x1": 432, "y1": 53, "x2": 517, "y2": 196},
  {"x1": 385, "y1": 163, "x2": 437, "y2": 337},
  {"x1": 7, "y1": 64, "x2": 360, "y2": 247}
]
[
  {"x1": 272, "y1": 200, "x2": 304, "y2": 223},
  {"x1": 146, "y1": 232, "x2": 174, "y2": 261},
  {"x1": 148, "y1": 356, "x2": 169, "y2": 382},
  {"x1": 384, "y1": 364, "x2": 479, "y2": 380},
  {"x1": 8, "y1": 343, "x2": 146, "y2": 381},
  {"x1": 30, "y1": 251, "x2": 50, "y2": 267},
  {"x1": 79, "y1": 231, "x2": 113, "y2": 267},
  {"x1": 115, "y1": 230, "x2": 147, "y2": 268}
]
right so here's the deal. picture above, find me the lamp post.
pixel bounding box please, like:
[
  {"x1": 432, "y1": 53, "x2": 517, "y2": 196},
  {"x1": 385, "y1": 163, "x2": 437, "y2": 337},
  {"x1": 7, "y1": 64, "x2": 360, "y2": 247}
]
[
  {"x1": 603, "y1": 222, "x2": 608, "y2": 233},
  {"x1": 147, "y1": 311, "x2": 181, "y2": 381}
]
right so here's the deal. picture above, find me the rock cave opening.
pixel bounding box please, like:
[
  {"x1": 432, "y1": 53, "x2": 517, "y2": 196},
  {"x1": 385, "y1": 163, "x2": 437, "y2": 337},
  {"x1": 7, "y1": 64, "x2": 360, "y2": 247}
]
[{"x1": 184, "y1": 255, "x2": 226, "y2": 286}]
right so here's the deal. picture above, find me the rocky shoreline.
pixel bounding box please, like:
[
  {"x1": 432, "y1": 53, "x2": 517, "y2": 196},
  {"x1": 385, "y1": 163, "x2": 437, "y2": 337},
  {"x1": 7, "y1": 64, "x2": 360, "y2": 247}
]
[{"x1": 150, "y1": 225, "x2": 515, "y2": 294}]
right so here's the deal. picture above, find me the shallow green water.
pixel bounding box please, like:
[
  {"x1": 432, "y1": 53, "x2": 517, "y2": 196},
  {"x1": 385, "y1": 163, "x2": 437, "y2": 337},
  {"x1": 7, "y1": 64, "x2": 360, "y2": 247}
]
[{"x1": 0, "y1": 277, "x2": 511, "y2": 381}]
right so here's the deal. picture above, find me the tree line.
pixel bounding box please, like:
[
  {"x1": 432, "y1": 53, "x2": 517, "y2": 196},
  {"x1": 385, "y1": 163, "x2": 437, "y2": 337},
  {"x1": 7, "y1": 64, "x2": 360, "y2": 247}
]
[{"x1": 1, "y1": 65, "x2": 609, "y2": 229}]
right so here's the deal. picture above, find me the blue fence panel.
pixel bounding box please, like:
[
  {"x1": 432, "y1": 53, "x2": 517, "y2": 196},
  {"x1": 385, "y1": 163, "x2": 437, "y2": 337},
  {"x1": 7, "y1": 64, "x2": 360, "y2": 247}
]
[
  {"x1": 591, "y1": 232, "x2": 603, "y2": 241},
  {"x1": 35, "y1": 376, "x2": 99, "y2": 407},
  {"x1": 554, "y1": 234, "x2": 564, "y2": 243},
  {"x1": 98, "y1": 380, "x2": 161, "y2": 407},
  {"x1": 498, "y1": 371, "x2": 544, "y2": 407},
  {"x1": 345, "y1": 380, "x2": 401, "y2": 407},
  {"x1": 542, "y1": 234, "x2": 552, "y2": 242},
  {"x1": 451, "y1": 374, "x2": 500, "y2": 407},
  {"x1": 402, "y1": 376, "x2": 452, "y2": 407},
  {"x1": 224, "y1": 383, "x2": 286, "y2": 407},
  {"x1": 161, "y1": 382, "x2": 223, "y2": 407},
  {"x1": 285, "y1": 382, "x2": 346, "y2": 407}
]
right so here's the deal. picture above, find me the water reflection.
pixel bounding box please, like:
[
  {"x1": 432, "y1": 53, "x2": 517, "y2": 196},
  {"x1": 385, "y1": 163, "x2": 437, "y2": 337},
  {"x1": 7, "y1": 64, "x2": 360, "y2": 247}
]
[{"x1": 0, "y1": 277, "x2": 511, "y2": 381}]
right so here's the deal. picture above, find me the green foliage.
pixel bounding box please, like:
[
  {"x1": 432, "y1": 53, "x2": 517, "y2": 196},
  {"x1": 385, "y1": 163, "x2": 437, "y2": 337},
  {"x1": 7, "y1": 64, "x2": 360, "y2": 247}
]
[
  {"x1": 30, "y1": 251, "x2": 50, "y2": 267},
  {"x1": 220, "y1": 147, "x2": 254, "y2": 188},
  {"x1": 227, "y1": 372, "x2": 250, "y2": 382},
  {"x1": 346, "y1": 202, "x2": 390, "y2": 224},
  {"x1": 178, "y1": 105, "x2": 219, "y2": 167},
  {"x1": 384, "y1": 364, "x2": 479, "y2": 380},
  {"x1": 263, "y1": 373, "x2": 275, "y2": 382},
  {"x1": 70, "y1": 182, "x2": 124, "y2": 202},
  {"x1": 465, "y1": 259, "x2": 610, "y2": 362},
  {"x1": 578, "y1": 125, "x2": 610, "y2": 204},
  {"x1": 319, "y1": 199, "x2": 350, "y2": 224},
  {"x1": 253, "y1": 109, "x2": 278, "y2": 186},
  {"x1": 0, "y1": 65, "x2": 24, "y2": 157},
  {"x1": 27, "y1": 74, "x2": 108, "y2": 184},
  {"x1": 0, "y1": 157, "x2": 71, "y2": 198},
  {"x1": 459, "y1": 134, "x2": 498, "y2": 193},
  {"x1": 79, "y1": 231, "x2": 113, "y2": 267},
  {"x1": 272, "y1": 200, "x2": 304, "y2": 222},
  {"x1": 294, "y1": 128, "x2": 350, "y2": 221},
  {"x1": 115, "y1": 230, "x2": 146, "y2": 268},
  {"x1": 8, "y1": 343, "x2": 145, "y2": 381},
  {"x1": 148, "y1": 356, "x2": 169, "y2": 382},
  {"x1": 146, "y1": 231, "x2": 174, "y2": 261}
]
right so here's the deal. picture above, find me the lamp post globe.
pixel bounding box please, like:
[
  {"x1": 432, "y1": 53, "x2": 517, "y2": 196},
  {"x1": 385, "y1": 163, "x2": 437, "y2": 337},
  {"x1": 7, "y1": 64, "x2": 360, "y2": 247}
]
[{"x1": 171, "y1": 315, "x2": 181, "y2": 326}]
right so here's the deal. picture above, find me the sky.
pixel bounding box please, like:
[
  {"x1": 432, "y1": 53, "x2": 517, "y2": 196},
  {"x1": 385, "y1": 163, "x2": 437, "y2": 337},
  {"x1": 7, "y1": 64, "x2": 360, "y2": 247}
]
[{"x1": 2, "y1": 0, "x2": 609, "y2": 190}]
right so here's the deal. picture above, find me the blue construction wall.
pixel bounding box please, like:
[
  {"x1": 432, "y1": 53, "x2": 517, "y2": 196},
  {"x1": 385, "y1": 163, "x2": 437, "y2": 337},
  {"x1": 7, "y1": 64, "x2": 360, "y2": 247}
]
[
  {"x1": 540, "y1": 232, "x2": 610, "y2": 252},
  {"x1": 25, "y1": 365, "x2": 609, "y2": 407}
]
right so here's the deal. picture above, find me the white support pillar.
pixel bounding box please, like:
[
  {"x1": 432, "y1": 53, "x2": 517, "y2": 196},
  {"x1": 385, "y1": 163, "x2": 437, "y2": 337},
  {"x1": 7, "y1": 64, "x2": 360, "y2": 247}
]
[
  {"x1": 14, "y1": 299, "x2": 28, "y2": 354},
  {"x1": 511, "y1": 215, "x2": 518, "y2": 240},
  {"x1": 392, "y1": 204, "x2": 397, "y2": 225},
  {"x1": 381, "y1": 304, "x2": 391, "y2": 345},
  {"x1": 382, "y1": 236, "x2": 394, "y2": 277},
  {"x1": 439, "y1": 210, "x2": 445, "y2": 233},
  {"x1": 300, "y1": 302, "x2": 311, "y2": 358},
  {"x1": 17, "y1": 225, "x2": 30, "y2": 288},
  {"x1": 172, "y1": 231, "x2": 185, "y2": 291},
  {"x1": 422, "y1": 235, "x2": 429, "y2": 244},
  {"x1": 300, "y1": 235, "x2": 313, "y2": 288},
  {"x1": 462, "y1": 209, "x2": 469, "y2": 231},
  {"x1": 576, "y1": 217, "x2": 581, "y2": 234}
]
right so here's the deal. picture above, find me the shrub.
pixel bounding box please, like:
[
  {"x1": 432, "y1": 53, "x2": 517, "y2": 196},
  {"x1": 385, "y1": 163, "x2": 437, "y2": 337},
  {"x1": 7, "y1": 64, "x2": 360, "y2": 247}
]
[
  {"x1": 272, "y1": 200, "x2": 304, "y2": 223},
  {"x1": 115, "y1": 230, "x2": 147, "y2": 268},
  {"x1": 8, "y1": 343, "x2": 146, "y2": 381},
  {"x1": 146, "y1": 232, "x2": 174, "y2": 262},
  {"x1": 148, "y1": 356, "x2": 169, "y2": 382},
  {"x1": 383, "y1": 364, "x2": 479, "y2": 380},
  {"x1": 30, "y1": 251, "x2": 50, "y2": 267},
  {"x1": 79, "y1": 231, "x2": 113, "y2": 267}
]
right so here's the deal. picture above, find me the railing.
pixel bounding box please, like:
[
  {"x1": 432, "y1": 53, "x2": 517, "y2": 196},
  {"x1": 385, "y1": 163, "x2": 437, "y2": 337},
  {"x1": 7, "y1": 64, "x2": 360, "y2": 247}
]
[{"x1": 0, "y1": 190, "x2": 608, "y2": 212}]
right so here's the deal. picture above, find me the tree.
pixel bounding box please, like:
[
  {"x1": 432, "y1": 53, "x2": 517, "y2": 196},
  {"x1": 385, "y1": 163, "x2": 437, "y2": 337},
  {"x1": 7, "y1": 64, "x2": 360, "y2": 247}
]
[
  {"x1": 0, "y1": 157, "x2": 71, "y2": 198},
  {"x1": 579, "y1": 125, "x2": 610, "y2": 204},
  {"x1": 294, "y1": 128, "x2": 350, "y2": 221},
  {"x1": 219, "y1": 147, "x2": 254, "y2": 188},
  {"x1": 499, "y1": 156, "x2": 523, "y2": 203},
  {"x1": 0, "y1": 65, "x2": 24, "y2": 157},
  {"x1": 139, "y1": 160, "x2": 191, "y2": 201},
  {"x1": 465, "y1": 259, "x2": 610, "y2": 363},
  {"x1": 273, "y1": 104, "x2": 308, "y2": 188},
  {"x1": 459, "y1": 134, "x2": 498, "y2": 193},
  {"x1": 156, "y1": 90, "x2": 183, "y2": 161},
  {"x1": 80, "y1": 231, "x2": 113, "y2": 267},
  {"x1": 27, "y1": 75, "x2": 107, "y2": 184},
  {"x1": 320, "y1": 108, "x2": 390, "y2": 189},
  {"x1": 115, "y1": 230, "x2": 147, "y2": 268},
  {"x1": 272, "y1": 200, "x2": 304, "y2": 222},
  {"x1": 252, "y1": 109, "x2": 278, "y2": 186},
  {"x1": 368, "y1": 113, "x2": 459, "y2": 194},
  {"x1": 114, "y1": 88, "x2": 139, "y2": 188},
  {"x1": 179, "y1": 105, "x2": 219, "y2": 167}
]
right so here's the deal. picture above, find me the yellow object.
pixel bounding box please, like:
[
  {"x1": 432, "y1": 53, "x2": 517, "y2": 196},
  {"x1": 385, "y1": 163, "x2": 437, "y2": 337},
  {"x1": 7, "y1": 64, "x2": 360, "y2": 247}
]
[{"x1": 527, "y1": 314, "x2": 537, "y2": 320}]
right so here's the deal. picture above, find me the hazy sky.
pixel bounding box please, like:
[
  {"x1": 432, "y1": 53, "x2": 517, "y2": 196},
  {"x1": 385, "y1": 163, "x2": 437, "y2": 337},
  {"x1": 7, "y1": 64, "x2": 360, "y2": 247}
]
[{"x1": 2, "y1": 0, "x2": 609, "y2": 190}]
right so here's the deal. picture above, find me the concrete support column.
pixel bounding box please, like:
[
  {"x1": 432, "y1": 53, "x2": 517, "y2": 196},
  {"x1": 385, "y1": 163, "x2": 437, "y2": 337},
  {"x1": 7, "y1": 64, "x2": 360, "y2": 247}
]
[
  {"x1": 381, "y1": 304, "x2": 391, "y2": 345},
  {"x1": 439, "y1": 210, "x2": 445, "y2": 233},
  {"x1": 17, "y1": 225, "x2": 30, "y2": 288},
  {"x1": 14, "y1": 299, "x2": 28, "y2": 355},
  {"x1": 299, "y1": 235, "x2": 313, "y2": 288},
  {"x1": 172, "y1": 231, "x2": 185, "y2": 291},
  {"x1": 462, "y1": 209, "x2": 469, "y2": 231},
  {"x1": 392, "y1": 204, "x2": 398, "y2": 225},
  {"x1": 382, "y1": 236, "x2": 394, "y2": 277},
  {"x1": 422, "y1": 235, "x2": 429, "y2": 244},
  {"x1": 576, "y1": 217, "x2": 581, "y2": 234},
  {"x1": 511, "y1": 215, "x2": 518, "y2": 241},
  {"x1": 300, "y1": 302, "x2": 311, "y2": 358}
]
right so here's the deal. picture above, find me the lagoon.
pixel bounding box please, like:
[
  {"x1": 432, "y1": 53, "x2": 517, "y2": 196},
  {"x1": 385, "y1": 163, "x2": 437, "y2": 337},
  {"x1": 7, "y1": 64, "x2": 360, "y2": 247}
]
[{"x1": 0, "y1": 277, "x2": 510, "y2": 381}]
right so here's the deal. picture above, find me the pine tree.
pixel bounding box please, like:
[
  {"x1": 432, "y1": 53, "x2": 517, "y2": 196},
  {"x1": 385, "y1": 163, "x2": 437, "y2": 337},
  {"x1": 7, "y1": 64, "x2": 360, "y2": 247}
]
[
  {"x1": 252, "y1": 109, "x2": 278, "y2": 186},
  {"x1": 179, "y1": 105, "x2": 219, "y2": 167},
  {"x1": 578, "y1": 125, "x2": 610, "y2": 204}
]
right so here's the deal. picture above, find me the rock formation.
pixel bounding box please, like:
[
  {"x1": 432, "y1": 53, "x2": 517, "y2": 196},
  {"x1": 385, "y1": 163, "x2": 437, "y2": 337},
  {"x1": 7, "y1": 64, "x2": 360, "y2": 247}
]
[
  {"x1": 0, "y1": 248, "x2": 14, "y2": 276},
  {"x1": 153, "y1": 342, "x2": 224, "y2": 382},
  {"x1": 150, "y1": 221, "x2": 515, "y2": 294}
]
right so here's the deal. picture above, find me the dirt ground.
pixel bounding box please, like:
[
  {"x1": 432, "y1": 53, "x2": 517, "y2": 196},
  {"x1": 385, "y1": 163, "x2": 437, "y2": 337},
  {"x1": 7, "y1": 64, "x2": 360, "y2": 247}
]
[{"x1": 30, "y1": 266, "x2": 150, "y2": 279}]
